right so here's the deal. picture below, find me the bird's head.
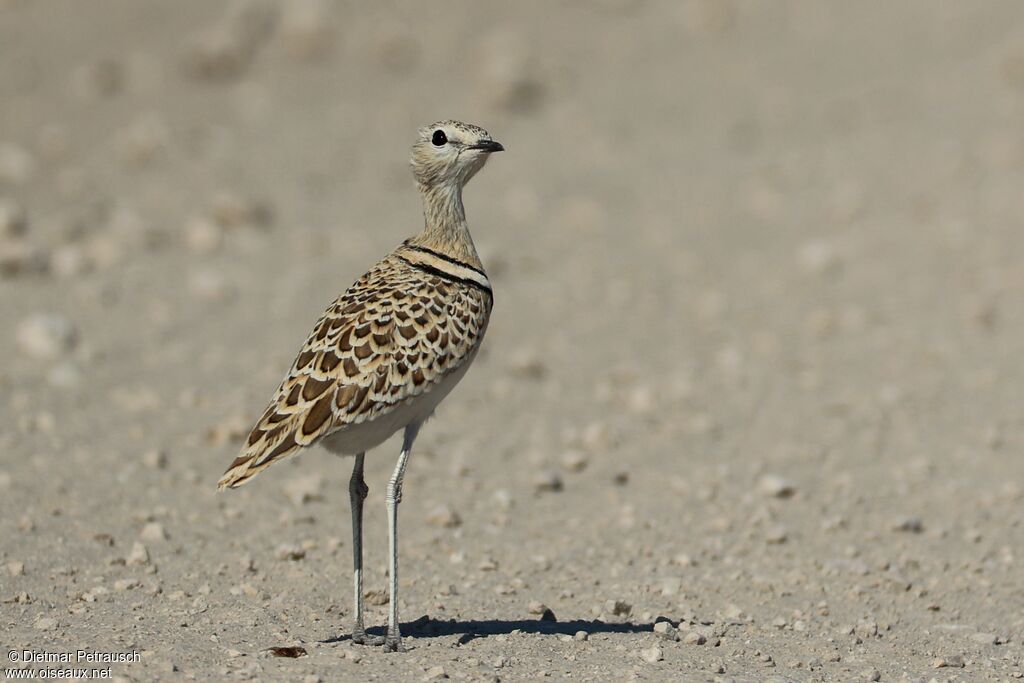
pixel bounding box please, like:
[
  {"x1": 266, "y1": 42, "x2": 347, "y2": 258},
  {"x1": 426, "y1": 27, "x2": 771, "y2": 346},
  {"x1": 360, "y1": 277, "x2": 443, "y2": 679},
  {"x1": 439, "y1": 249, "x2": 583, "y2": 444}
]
[{"x1": 411, "y1": 120, "x2": 503, "y2": 190}]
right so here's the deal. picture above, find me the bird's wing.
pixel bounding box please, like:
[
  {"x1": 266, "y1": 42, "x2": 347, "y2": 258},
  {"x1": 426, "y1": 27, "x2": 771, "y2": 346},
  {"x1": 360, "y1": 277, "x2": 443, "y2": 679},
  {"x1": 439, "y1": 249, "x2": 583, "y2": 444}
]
[{"x1": 218, "y1": 252, "x2": 492, "y2": 489}]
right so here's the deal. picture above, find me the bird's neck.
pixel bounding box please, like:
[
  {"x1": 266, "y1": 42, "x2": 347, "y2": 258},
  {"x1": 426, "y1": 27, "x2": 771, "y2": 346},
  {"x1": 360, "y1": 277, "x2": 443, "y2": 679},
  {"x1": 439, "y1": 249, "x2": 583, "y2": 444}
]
[{"x1": 410, "y1": 182, "x2": 483, "y2": 269}]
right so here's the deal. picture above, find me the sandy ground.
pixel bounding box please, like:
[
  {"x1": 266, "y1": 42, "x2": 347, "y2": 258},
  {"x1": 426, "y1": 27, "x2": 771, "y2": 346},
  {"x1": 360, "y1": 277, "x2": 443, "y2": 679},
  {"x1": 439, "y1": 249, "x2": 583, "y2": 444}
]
[{"x1": 3, "y1": 1, "x2": 1024, "y2": 681}]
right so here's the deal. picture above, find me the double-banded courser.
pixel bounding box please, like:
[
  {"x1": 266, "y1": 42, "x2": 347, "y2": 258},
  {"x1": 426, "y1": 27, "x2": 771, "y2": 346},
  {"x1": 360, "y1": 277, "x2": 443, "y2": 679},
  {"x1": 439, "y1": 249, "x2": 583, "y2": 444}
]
[{"x1": 218, "y1": 121, "x2": 502, "y2": 651}]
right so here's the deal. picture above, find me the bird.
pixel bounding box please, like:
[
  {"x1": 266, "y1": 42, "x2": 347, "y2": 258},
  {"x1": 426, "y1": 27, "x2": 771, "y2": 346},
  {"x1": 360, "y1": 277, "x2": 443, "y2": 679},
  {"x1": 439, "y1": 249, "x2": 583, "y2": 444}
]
[{"x1": 217, "y1": 120, "x2": 502, "y2": 652}]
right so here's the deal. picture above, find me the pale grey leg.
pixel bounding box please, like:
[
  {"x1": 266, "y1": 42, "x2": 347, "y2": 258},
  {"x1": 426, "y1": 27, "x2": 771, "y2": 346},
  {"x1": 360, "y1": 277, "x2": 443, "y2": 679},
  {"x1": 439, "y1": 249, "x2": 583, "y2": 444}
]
[
  {"x1": 383, "y1": 423, "x2": 420, "y2": 652},
  {"x1": 349, "y1": 453, "x2": 382, "y2": 645}
]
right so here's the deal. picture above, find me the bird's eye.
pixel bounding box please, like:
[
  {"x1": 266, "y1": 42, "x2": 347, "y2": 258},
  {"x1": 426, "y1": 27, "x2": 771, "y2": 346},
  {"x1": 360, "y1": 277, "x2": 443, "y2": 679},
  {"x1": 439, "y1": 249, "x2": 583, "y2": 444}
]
[{"x1": 431, "y1": 130, "x2": 447, "y2": 146}]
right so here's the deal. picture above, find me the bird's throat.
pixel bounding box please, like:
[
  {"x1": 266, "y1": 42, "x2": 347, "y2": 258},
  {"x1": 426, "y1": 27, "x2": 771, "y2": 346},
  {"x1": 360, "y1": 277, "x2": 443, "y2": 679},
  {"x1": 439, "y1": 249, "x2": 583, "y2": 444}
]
[{"x1": 415, "y1": 183, "x2": 483, "y2": 269}]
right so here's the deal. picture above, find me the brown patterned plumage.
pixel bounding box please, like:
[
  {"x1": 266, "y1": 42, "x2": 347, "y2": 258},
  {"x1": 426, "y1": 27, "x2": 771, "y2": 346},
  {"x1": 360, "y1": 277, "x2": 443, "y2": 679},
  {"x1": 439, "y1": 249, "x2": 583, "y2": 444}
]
[
  {"x1": 217, "y1": 242, "x2": 492, "y2": 488},
  {"x1": 217, "y1": 120, "x2": 503, "y2": 653}
]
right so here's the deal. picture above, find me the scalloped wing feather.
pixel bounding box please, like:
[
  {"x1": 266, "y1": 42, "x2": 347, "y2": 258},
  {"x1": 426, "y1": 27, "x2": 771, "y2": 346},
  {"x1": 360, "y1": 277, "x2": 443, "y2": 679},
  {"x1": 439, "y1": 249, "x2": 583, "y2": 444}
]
[{"x1": 217, "y1": 250, "x2": 491, "y2": 489}]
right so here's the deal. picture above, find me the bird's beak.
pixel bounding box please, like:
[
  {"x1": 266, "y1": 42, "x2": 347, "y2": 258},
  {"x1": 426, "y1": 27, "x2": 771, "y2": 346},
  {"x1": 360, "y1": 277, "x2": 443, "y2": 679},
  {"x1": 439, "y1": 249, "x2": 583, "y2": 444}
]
[{"x1": 470, "y1": 140, "x2": 504, "y2": 153}]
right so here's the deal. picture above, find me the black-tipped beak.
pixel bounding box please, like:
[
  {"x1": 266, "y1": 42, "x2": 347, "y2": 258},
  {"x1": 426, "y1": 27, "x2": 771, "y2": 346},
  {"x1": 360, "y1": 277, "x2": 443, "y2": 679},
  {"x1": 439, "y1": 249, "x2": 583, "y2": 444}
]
[{"x1": 470, "y1": 140, "x2": 504, "y2": 153}]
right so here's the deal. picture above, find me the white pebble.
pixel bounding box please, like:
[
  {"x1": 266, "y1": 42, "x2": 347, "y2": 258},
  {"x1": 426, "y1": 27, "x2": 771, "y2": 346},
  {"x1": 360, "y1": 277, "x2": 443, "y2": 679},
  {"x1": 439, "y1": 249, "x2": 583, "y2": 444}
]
[
  {"x1": 426, "y1": 504, "x2": 462, "y2": 528},
  {"x1": 184, "y1": 216, "x2": 224, "y2": 254},
  {"x1": 683, "y1": 630, "x2": 707, "y2": 645},
  {"x1": 758, "y1": 474, "x2": 796, "y2": 499},
  {"x1": 143, "y1": 450, "x2": 169, "y2": 469},
  {"x1": 127, "y1": 542, "x2": 150, "y2": 566},
  {"x1": 605, "y1": 599, "x2": 632, "y2": 616},
  {"x1": 560, "y1": 450, "x2": 589, "y2": 472},
  {"x1": 16, "y1": 313, "x2": 78, "y2": 359},
  {"x1": 528, "y1": 600, "x2": 548, "y2": 615},
  {"x1": 140, "y1": 522, "x2": 168, "y2": 542},
  {"x1": 639, "y1": 645, "x2": 663, "y2": 663},
  {"x1": 282, "y1": 473, "x2": 323, "y2": 506},
  {"x1": 797, "y1": 240, "x2": 843, "y2": 276}
]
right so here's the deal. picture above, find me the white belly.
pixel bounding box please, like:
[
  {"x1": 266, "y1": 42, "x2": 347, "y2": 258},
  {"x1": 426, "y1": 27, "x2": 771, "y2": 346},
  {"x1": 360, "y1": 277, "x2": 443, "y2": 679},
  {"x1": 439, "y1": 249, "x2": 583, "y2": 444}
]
[{"x1": 320, "y1": 358, "x2": 475, "y2": 456}]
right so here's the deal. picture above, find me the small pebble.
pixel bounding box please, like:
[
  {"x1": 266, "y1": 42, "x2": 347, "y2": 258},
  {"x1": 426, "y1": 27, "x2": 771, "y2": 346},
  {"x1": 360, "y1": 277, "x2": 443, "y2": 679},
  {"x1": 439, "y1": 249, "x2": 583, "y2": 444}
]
[
  {"x1": 758, "y1": 474, "x2": 796, "y2": 499},
  {"x1": 864, "y1": 668, "x2": 881, "y2": 681},
  {"x1": 425, "y1": 504, "x2": 462, "y2": 528},
  {"x1": 143, "y1": 450, "x2": 169, "y2": 469},
  {"x1": 605, "y1": 599, "x2": 632, "y2": 616},
  {"x1": 639, "y1": 645, "x2": 663, "y2": 663},
  {"x1": 653, "y1": 621, "x2": 678, "y2": 641},
  {"x1": 275, "y1": 544, "x2": 306, "y2": 561},
  {"x1": 573, "y1": 631, "x2": 589, "y2": 642},
  {"x1": 16, "y1": 313, "x2": 78, "y2": 359},
  {"x1": 765, "y1": 525, "x2": 789, "y2": 544},
  {"x1": 673, "y1": 553, "x2": 695, "y2": 567},
  {"x1": 932, "y1": 655, "x2": 965, "y2": 668},
  {"x1": 140, "y1": 522, "x2": 168, "y2": 542},
  {"x1": 528, "y1": 600, "x2": 548, "y2": 615},
  {"x1": 7, "y1": 561, "x2": 25, "y2": 576},
  {"x1": 422, "y1": 664, "x2": 448, "y2": 681},
  {"x1": 683, "y1": 630, "x2": 706, "y2": 645},
  {"x1": 855, "y1": 619, "x2": 879, "y2": 638},
  {"x1": 533, "y1": 470, "x2": 563, "y2": 493},
  {"x1": 560, "y1": 450, "x2": 589, "y2": 472},
  {"x1": 184, "y1": 216, "x2": 224, "y2": 254},
  {"x1": 282, "y1": 474, "x2": 323, "y2": 506},
  {"x1": 127, "y1": 542, "x2": 150, "y2": 566},
  {"x1": 797, "y1": 239, "x2": 842, "y2": 276},
  {"x1": 891, "y1": 516, "x2": 924, "y2": 533}
]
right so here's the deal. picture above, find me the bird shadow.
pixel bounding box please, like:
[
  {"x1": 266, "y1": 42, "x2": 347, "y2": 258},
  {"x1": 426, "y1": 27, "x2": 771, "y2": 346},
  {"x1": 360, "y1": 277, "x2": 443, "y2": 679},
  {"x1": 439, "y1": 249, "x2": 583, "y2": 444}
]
[{"x1": 322, "y1": 615, "x2": 654, "y2": 645}]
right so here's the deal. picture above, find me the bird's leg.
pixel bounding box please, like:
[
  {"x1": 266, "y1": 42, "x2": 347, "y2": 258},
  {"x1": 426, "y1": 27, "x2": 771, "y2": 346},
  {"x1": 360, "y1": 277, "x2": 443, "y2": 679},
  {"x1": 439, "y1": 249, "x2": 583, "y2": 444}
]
[
  {"x1": 383, "y1": 423, "x2": 420, "y2": 652},
  {"x1": 349, "y1": 453, "x2": 381, "y2": 645}
]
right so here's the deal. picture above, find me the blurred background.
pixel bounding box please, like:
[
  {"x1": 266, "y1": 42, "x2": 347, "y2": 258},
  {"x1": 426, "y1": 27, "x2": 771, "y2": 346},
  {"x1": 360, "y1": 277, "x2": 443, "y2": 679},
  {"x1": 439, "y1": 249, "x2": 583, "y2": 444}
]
[{"x1": 2, "y1": 1, "x2": 1023, "y2": 679}]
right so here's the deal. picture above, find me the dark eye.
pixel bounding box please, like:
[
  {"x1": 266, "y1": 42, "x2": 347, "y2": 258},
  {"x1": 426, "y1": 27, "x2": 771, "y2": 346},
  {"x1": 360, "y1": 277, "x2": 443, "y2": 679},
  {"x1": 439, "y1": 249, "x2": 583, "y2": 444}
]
[{"x1": 431, "y1": 130, "x2": 447, "y2": 146}]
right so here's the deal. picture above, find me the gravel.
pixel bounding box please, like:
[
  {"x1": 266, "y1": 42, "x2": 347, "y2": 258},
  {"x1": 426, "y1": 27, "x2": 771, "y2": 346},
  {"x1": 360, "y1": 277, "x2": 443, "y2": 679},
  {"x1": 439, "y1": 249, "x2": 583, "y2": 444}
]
[{"x1": 2, "y1": 3, "x2": 1023, "y2": 682}]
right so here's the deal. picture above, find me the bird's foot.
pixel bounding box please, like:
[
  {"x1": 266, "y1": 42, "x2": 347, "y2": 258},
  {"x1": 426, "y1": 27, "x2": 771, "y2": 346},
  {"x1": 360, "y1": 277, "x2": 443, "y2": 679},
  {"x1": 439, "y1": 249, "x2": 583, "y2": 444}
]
[
  {"x1": 351, "y1": 629, "x2": 385, "y2": 646},
  {"x1": 383, "y1": 632, "x2": 402, "y2": 653}
]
